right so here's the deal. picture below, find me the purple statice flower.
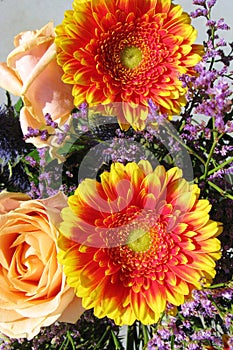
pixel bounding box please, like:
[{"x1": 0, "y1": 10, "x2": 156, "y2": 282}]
[
  {"x1": 52, "y1": 123, "x2": 71, "y2": 145},
  {"x1": 181, "y1": 61, "x2": 232, "y2": 133},
  {"x1": 216, "y1": 38, "x2": 227, "y2": 47},
  {"x1": 59, "y1": 183, "x2": 77, "y2": 196},
  {"x1": 44, "y1": 113, "x2": 58, "y2": 128},
  {"x1": 147, "y1": 331, "x2": 171, "y2": 350},
  {"x1": 181, "y1": 299, "x2": 197, "y2": 317},
  {"x1": 72, "y1": 102, "x2": 88, "y2": 120},
  {"x1": 218, "y1": 146, "x2": 233, "y2": 157},
  {"x1": 193, "y1": 0, "x2": 206, "y2": 6},
  {"x1": 190, "y1": 7, "x2": 208, "y2": 18},
  {"x1": 27, "y1": 181, "x2": 41, "y2": 199},
  {"x1": 191, "y1": 329, "x2": 212, "y2": 342},
  {"x1": 228, "y1": 337, "x2": 233, "y2": 349},
  {"x1": 225, "y1": 314, "x2": 233, "y2": 329},
  {"x1": 24, "y1": 113, "x2": 64, "y2": 143},
  {"x1": 0, "y1": 344, "x2": 12, "y2": 350},
  {"x1": 221, "y1": 288, "x2": 233, "y2": 300},
  {"x1": 103, "y1": 134, "x2": 147, "y2": 163},
  {"x1": 24, "y1": 126, "x2": 50, "y2": 142},
  {"x1": 217, "y1": 18, "x2": 231, "y2": 31},
  {"x1": 157, "y1": 328, "x2": 171, "y2": 341},
  {"x1": 55, "y1": 132, "x2": 66, "y2": 145},
  {"x1": 208, "y1": 165, "x2": 233, "y2": 181},
  {"x1": 187, "y1": 343, "x2": 201, "y2": 350},
  {"x1": 25, "y1": 156, "x2": 37, "y2": 167},
  {"x1": 147, "y1": 99, "x2": 168, "y2": 126},
  {"x1": 191, "y1": 329, "x2": 224, "y2": 348},
  {"x1": 63, "y1": 123, "x2": 70, "y2": 134},
  {"x1": 38, "y1": 172, "x2": 52, "y2": 186},
  {"x1": 182, "y1": 289, "x2": 218, "y2": 319},
  {"x1": 40, "y1": 129, "x2": 49, "y2": 141},
  {"x1": 207, "y1": 0, "x2": 217, "y2": 8},
  {"x1": 24, "y1": 126, "x2": 40, "y2": 139},
  {"x1": 200, "y1": 298, "x2": 218, "y2": 317},
  {"x1": 206, "y1": 19, "x2": 217, "y2": 27},
  {"x1": 38, "y1": 147, "x2": 47, "y2": 167}
]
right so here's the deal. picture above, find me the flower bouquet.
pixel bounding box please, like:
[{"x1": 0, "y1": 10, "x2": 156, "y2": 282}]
[{"x1": 0, "y1": 0, "x2": 232, "y2": 349}]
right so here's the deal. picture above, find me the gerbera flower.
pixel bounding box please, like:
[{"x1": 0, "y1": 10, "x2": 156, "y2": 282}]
[
  {"x1": 55, "y1": 0, "x2": 203, "y2": 130},
  {"x1": 58, "y1": 161, "x2": 222, "y2": 325}
]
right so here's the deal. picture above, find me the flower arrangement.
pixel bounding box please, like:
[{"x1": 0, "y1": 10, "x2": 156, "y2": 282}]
[{"x1": 0, "y1": 0, "x2": 232, "y2": 349}]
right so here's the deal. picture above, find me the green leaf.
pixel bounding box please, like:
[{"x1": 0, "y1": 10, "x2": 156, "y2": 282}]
[
  {"x1": 111, "y1": 330, "x2": 124, "y2": 350},
  {"x1": 14, "y1": 98, "x2": 24, "y2": 113}
]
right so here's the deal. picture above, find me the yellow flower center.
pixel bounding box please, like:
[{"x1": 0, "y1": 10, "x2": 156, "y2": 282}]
[
  {"x1": 127, "y1": 228, "x2": 151, "y2": 253},
  {"x1": 120, "y1": 46, "x2": 143, "y2": 69}
]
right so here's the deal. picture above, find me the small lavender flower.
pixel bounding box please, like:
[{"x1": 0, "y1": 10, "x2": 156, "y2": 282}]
[
  {"x1": 38, "y1": 147, "x2": 47, "y2": 167},
  {"x1": 217, "y1": 18, "x2": 231, "y2": 30},
  {"x1": 24, "y1": 126, "x2": 40, "y2": 139},
  {"x1": 187, "y1": 343, "x2": 201, "y2": 350},
  {"x1": 207, "y1": 0, "x2": 217, "y2": 8},
  {"x1": 193, "y1": 0, "x2": 206, "y2": 6},
  {"x1": 40, "y1": 130, "x2": 49, "y2": 141},
  {"x1": 228, "y1": 336, "x2": 233, "y2": 349},
  {"x1": 190, "y1": 8, "x2": 208, "y2": 18},
  {"x1": 44, "y1": 113, "x2": 58, "y2": 128},
  {"x1": 25, "y1": 156, "x2": 37, "y2": 167}
]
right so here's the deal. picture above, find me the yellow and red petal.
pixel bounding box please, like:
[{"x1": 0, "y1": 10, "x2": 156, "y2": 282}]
[
  {"x1": 58, "y1": 161, "x2": 222, "y2": 325},
  {"x1": 55, "y1": 0, "x2": 203, "y2": 130}
]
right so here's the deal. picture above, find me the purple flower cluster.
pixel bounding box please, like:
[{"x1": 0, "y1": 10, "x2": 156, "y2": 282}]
[
  {"x1": 0, "y1": 0, "x2": 232, "y2": 349},
  {"x1": 24, "y1": 126, "x2": 49, "y2": 141},
  {"x1": 148, "y1": 286, "x2": 233, "y2": 350},
  {"x1": 103, "y1": 129, "x2": 148, "y2": 163},
  {"x1": 180, "y1": 0, "x2": 233, "y2": 142},
  {"x1": 180, "y1": 62, "x2": 232, "y2": 133},
  {"x1": 23, "y1": 113, "x2": 72, "y2": 145},
  {"x1": 191, "y1": 0, "x2": 226, "y2": 19}
]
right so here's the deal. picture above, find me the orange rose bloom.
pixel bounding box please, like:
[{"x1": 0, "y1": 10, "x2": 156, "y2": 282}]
[
  {"x1": 55, "y1": 0, "x2": 203, "y2": 130},
  {"x1": 0, "y1": 191, "x2": 84, "y2": 339},
  {"x1": 0, "y1": 22, "x2": 73, "y2": 149}
]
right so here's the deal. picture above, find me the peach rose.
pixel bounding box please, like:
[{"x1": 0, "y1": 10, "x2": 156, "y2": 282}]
[
  {"x1": 0, "y1": 22, "x2": 73, "y2": 149},
  {"x1": 0, "y1": 191, "x2": 84, "y2": 340}
]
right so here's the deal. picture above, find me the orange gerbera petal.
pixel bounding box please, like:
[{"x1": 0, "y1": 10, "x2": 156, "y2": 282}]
[
  {"x1": 58, "y1": 161, "x2": 222, "y2": 325},
  {"x1": 55, "y1": 0, "x2": 204, "y2": 130}
]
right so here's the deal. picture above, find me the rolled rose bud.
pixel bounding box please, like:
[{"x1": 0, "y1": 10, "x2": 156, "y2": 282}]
[{"x1": 0, "y1": 22, "x2": 73, "y2": 149}]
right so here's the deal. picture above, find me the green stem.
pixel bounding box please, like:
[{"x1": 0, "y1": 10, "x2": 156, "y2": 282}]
[
  {"x1": 59, "y1": 335, "x2": 69, "y2": 350},
  {"x1": 141, "y1": 324, "x2": 149, "y2": 346},
  {"x1": 199, "y1": 156, "x2": 233, "y2": 180},
  {"x1": 111, "y1": 330, "x2": 123, "y2": 350},
  {"x1": 203, "y1": 132, "x2": 224, "y2": 180},
  {"x1": 207, "y1": 180, "x2": 233, "y2": 200},
  {"x1": 93, "y1": 326, "x2": 111, "y2": 349},
  {"x1": 126, "y1": 324, "x2": 135, "y2": 350},
  {"x1": 164, "y1": 124, "x2": 206, "y2": 165},
  {"x1": 66, "y1": 331, "x2": 76, "y2": 350},
  {"x1": 207, "y1": 282, "x2": 225, "y2": 289},
  {"x1": 207, "y1": 10, "x2": 216, "y2": 71},
  {"x1": 207, "y1": 295, "x2": 226, "y2": 320}
]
